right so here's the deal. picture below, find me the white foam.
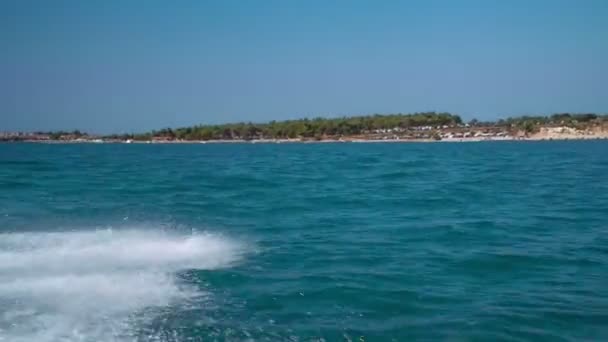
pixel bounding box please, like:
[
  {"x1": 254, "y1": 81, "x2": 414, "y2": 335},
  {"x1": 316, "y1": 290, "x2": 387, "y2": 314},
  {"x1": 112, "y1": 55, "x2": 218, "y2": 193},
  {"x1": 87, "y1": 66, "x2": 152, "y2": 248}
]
[{"x1": 0, "y1": 229, "x2": 244, "y2": 342}]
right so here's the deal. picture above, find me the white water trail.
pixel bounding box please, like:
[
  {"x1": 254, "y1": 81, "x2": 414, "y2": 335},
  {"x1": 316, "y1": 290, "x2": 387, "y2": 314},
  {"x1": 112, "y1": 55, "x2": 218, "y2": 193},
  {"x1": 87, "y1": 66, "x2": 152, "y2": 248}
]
[{"x1": 0, "y1": 229, "x2": 244, "y2": 342}]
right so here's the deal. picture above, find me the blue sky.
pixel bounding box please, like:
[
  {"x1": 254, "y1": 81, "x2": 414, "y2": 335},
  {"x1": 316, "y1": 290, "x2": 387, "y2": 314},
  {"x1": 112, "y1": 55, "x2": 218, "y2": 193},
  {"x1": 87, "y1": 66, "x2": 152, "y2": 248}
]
[{"x1": 1, "y1": 0, "x2": 607, "y2": 133}]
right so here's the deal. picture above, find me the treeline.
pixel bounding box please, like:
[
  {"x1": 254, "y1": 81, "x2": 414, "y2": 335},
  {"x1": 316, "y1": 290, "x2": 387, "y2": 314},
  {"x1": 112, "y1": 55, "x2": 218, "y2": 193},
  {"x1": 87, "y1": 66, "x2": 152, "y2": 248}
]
[
  {"x1": 46, "y1": 130, "x2": 87, "y2": 140},
  {"x1": 27, "y1": 112, "x2": 607, "y2": 141},
  {"x1": 124, "y1": 112, "x2": 463, "y2": 141},
  {"x1": 0, "y1": 130, "x2": 88, "y2": 141},
  {"x1": 489, "y1": 113, "x2": 608, "y2": 133}
]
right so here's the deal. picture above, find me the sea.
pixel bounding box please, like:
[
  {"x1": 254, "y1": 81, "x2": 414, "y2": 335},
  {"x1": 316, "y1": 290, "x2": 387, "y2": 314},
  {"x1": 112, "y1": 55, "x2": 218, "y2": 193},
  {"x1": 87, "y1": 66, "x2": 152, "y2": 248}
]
[{"x1": 0, "y1": 141, "x2": 606, "y2": 342}]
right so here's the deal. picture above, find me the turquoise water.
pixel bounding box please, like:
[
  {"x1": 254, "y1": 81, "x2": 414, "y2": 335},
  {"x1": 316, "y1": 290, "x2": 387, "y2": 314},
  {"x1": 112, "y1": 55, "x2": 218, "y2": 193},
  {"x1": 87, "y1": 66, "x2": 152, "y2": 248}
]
[{"x1": 0, "y1": 141, "x2": 607, "y2": 341}]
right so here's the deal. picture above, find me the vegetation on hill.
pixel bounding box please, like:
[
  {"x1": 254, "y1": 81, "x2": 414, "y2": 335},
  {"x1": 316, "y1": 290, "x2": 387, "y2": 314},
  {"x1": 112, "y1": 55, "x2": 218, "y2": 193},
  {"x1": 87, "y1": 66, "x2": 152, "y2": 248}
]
[
  {"x1": 136, "y1": 112, "x2": 606, "y2": 140},
  {"x1": 132, "y1": 112, "x2": 463, "y2": 141},
  {"x1": 3, "y1": 112, "x2": 607, "y2": 142},
  {"x1": 47, "y1": 130, "x2": 87, "y2": 140},
  {"x1": 498, "y1": 113, "x2": 607, "y2": 133}
]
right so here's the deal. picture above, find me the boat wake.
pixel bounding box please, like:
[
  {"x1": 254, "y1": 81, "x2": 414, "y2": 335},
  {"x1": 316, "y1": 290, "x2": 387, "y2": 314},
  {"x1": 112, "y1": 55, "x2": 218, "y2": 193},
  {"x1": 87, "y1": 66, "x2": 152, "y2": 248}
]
[{"x1": 0, "y1": 228, "x2": 244, "y2": 342}]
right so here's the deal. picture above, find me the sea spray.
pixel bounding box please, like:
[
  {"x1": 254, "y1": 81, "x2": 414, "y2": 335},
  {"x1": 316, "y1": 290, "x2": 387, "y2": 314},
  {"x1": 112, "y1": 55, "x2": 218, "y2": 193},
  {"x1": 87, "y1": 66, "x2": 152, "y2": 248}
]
[{"x1": 0, "y1": 229, "x2": 244, "y2": 342}]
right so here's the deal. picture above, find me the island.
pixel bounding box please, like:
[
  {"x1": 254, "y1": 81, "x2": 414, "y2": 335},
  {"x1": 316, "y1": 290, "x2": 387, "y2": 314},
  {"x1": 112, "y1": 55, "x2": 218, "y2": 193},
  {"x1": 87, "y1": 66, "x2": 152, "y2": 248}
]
[{"x1": 2, "y1": 112, "x2": 608, "y2": 143}]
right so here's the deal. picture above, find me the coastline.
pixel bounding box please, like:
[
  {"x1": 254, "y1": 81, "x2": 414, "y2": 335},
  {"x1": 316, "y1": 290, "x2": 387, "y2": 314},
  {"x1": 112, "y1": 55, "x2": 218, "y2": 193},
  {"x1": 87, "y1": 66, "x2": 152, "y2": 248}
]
[
  {"x1": 4, "y1": 113, "x2": 608, "y2": 144},
  {"x1": 5, "y1": 124, "x2": 608, "y2": 144},
  {"x1": 11, "y1": 134, "x2": 608, "y2": 144}
]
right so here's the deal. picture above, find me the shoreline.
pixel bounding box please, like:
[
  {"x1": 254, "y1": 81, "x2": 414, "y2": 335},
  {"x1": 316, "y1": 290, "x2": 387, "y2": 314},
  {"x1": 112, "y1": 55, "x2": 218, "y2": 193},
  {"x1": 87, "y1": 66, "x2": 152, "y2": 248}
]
[
  {"x1": 7, "y1": 135, "x2": 608, "y2": 144},
  {"x1": 4, "y1": 113, "x2": 608, "y2": 145}
]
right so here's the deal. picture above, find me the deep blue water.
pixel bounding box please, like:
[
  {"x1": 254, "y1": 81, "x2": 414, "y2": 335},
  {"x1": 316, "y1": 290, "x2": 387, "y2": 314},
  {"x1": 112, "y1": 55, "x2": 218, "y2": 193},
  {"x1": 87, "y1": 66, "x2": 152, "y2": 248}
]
[{"x1": 0, "y1": 141, "x2": 607, "y2": 341}]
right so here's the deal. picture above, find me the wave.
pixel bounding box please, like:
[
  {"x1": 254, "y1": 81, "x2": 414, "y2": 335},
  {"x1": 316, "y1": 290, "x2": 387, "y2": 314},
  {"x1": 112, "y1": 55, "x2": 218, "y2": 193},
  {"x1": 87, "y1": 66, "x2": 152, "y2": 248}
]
[{"x1": 0, "y1": 228, "x2": 244, "y2": 342}]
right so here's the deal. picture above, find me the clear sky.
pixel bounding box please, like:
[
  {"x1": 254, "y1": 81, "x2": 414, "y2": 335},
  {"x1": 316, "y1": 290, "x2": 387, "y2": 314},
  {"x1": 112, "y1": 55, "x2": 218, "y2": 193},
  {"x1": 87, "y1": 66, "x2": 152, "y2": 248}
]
[{"x1": 1, "y1": 0, "x2": 607, "y2": 133}]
